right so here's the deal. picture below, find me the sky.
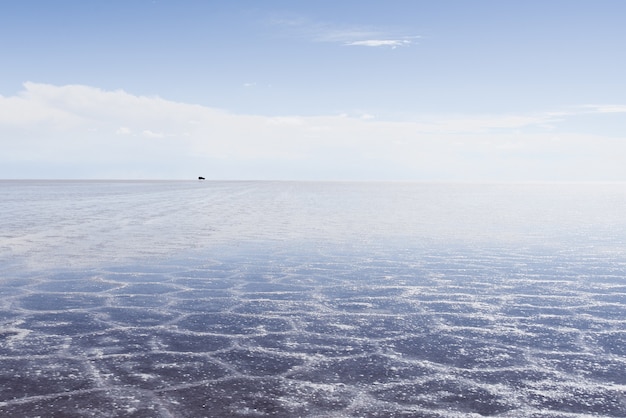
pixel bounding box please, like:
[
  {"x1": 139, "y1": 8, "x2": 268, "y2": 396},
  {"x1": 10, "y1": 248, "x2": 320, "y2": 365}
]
[{"x1": 1, "y1": 0, "x2": 625, "y2": 181}]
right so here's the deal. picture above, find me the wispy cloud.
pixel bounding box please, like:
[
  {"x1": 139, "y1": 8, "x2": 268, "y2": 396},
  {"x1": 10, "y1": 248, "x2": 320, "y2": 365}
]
[
  {"x1": 345, "y1": 39, "x2": 413, "y2": 48},
  {"x1": 580, "y1": 104, "x2": 626, "y2": 113},
  {"x1": 271, "y1": 15, "x2": 419, "y2": 48},
  {"x1": 116, "y1": 126, "x2": 131, "y2": 135},
  {"x1": 141, "y1": 129, "x2": 164, "y2": 138}
]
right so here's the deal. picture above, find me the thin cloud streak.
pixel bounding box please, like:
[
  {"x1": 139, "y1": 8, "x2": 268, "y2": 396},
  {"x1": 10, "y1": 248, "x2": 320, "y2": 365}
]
[
  {"x1": 270, "y1": 15, "x2": 419, "y2": 48},
  {"x1": 580, "y1": 104, "x2": 626, "y2": 113},
  {"x1": 345, "y1": 39, "x2": 412, "y2": 48}
]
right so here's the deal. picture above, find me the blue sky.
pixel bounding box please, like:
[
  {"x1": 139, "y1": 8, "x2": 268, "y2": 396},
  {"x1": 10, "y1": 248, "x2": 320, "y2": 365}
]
[{"x1": 1, "y1": 0, "x2": 625, "y2": 180}]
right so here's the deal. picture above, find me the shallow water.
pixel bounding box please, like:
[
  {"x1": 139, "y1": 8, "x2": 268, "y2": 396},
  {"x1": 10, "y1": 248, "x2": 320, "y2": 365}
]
[{"x1": 1, "y1": 181, "x2": 626, "y2": 417}]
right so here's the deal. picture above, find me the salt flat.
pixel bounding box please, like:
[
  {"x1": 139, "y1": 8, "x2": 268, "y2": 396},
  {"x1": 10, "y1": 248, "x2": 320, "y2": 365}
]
[{"x1": 1, "y1": 181, "x2": 625, "y2": 417}]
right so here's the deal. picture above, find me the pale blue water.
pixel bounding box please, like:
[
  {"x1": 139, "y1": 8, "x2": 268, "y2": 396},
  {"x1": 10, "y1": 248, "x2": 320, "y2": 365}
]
[{"x1": 1, "y1": 180, "x2": 626, "y2": 417}]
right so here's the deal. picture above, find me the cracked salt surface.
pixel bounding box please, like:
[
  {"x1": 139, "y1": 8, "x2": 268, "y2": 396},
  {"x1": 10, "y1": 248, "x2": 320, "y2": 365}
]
[{"x1": 1, "y1": 180, "x2": 626, "y2": 417}]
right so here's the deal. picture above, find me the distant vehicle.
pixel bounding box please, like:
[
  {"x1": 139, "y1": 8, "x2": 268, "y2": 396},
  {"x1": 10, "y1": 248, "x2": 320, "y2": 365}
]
[{"x1": 198, "y1": 176, "x2": 205, "y2": 180}]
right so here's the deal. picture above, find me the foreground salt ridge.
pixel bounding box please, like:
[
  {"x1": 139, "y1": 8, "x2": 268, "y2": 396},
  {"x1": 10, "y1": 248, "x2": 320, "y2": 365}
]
[{"x1": 1, "y1": 243, "x2": 625, "y2": 417}]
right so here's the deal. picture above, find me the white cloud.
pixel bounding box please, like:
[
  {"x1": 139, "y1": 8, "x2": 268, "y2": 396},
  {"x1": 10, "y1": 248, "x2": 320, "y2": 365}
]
[
  {"x1": 1, "y1": 82, "x2": 625, "y2": 181},
  {"x1": 271, "y1": 15, "x2": 419, "y2": 49},
  {"x1": 581, "y1": 104, "x2": 626, "y2": 113},
  {"x1": 345, "y1": 39, "x2": 412, "y2": 48},
  {"x1": 116, "y1": 126, "x2": 131, "y2": 135},
  {"x1": 141, "y1": 129, "x2": 165, "y2": 138}
]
